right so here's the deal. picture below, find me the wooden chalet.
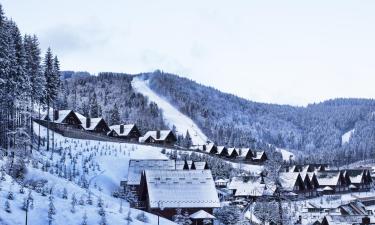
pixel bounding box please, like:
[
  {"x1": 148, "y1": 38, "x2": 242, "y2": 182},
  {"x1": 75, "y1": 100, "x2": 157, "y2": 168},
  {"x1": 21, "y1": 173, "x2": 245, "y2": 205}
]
[
  {"x1": 124, "y1": 159, "x2": 175, "y2": 192},
  {"x1": 315, "y1": 171, "x2": 348, "y2": 194},
  {"x1": 239, "y1": 148, "x2": 254, "y2": 161},
  {"x1": 227, "y1": 148, "x2": 239, "y2": 158},
  {"x1": 300, "y1": 172, "x2": 318, "y2": 197},
  {"x1": 228, "y1": 176, "x2": 275, "y2": 200},
  {"x1": 139, "y1": 130, "x2": 177, "y2": 145},
  {"x1": 42, "y1": 110, "x2": 82, "y2": 127},
  {"x1": 107, "y1": 124, "x2": 141, "y2": 141},
  {"x1": 76, "y1": 113, "x2": 110, "y2": 134},
  {"x1": 287, "y1": 164, "x2": 327, "y2": 173},
  {"x1": 344, "y1": 169, "x2": 373, "y2": 192},
  {"x1": 138, "y1": 170, "x2": 220, "y2": 220},
  {"x1": 252, "y1": 151, "x2": 268, "y2": 163},
  {"x1": 201, "y1": 144, "x2": 218, "y2": 154},
  {"x1": 279, "y1": 172, "x2": 306, "y2": 198},
  {"x1": 217, "y1": 146, "x2": 229, "y2": 157}
]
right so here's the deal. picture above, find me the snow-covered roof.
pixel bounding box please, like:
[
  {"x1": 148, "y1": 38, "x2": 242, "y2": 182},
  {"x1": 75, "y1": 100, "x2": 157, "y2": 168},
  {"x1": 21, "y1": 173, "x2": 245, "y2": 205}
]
[
  {"x1": 144, "y1": 170, "x2": 220, "y2": 209},
  {"x1": 323, "y1": 215, "x2": 375, "y2": 225},
  {"x1": 227, "y1": 148, "x2": 238, "y2": 156},
  {"x1": 109, "y1": 124, "x2": 136, "y2": 136},
  {"x1": 75, "y1": 112, "x2": 105, "y2": 131},
  {"x1": 253, "y1": 151, "x2": 265, "y2": 160},
  {"x1": 193, "y1": 161, "x2": 207, "y2": 170},
  {"x1": 279, "y1": 172, "x2": 300, "y2": 191},
  {"x1": 345, "y1": 170, "x2": 365, "y2": 184},
  {"x1": 216, "y1": 146, "x2": 227, "y2": 154},
  {"x1": 239, "y1": 148, "x2": 251, "y2": 157},
  {"x1": 139, "y1": 130, "x2": 174, "y2": 142},
  {"x1": 127, "y1": 159, "x2": 175, "y2": 185},
  {"x1": 316, "y1": 171, "x2": 341, "y2": 187},
  {"x1": 228, "y1": 176, "x2": 275, "y2": 197},
  {"x1": 42, "y1": 110, "x2": 75, "y2": 124},
  {"x1": 189, "y1": 210, "x2": 215, "y2": 219}
]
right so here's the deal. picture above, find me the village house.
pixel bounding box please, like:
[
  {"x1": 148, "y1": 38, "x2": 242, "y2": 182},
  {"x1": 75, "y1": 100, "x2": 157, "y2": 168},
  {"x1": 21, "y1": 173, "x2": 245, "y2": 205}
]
[
  {"x1": 42, "y1": 110, "x2": 82, "y2": 128},
  {"x1": 344, "y1": 169, "x2": 373, "y2": 192},
  {"x1": 107, "y1": 124, "x2": 141, "y2": 141},
  {"x1": 123, "y1": 159, "x2": 176, "y2": 193},
  {"x1": 286, "y1": 164, "x2": 327, "y2": 173},
  {"x1": 299, "y1": 172, "x2": 319, "y2": 197},
  {"x1": 227, "y1": 147, "x2": 239, "y2": 158},
  {"x1": 139, "y1": 130, "x2": 177, "y2": 145},
  {"x1": 75, "y1": 112, "x2": 110, "y2": 134},
  {"x1": 217, "y1": 146, "x2": 229, "y2": 157},
  {"x1": 238, "y1": 148, "x2": 254, "y2": 161},
  {"x1": 200, "y1": 144, "x2": 218, "y2": 154},
  {"x1": 278, "y1": 172, "x2": 306, "y2": 198},
  {"x1": 138, "y1": 169, "x2": 220, "y2": 221},
  {"x1": 228, "y1": 176, "x2": 275, "y2": 200},
  {"x1": 252, "y1": 151, "x2": 268, "y2": 163},
  {"x1": 315, "y1": 171, "x2": 348, "y2": 194}
]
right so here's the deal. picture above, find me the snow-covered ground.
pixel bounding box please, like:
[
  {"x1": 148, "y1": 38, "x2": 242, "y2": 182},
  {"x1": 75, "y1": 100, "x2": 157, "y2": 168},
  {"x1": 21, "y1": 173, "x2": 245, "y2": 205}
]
[
  {"x1": 341, "y1": 128, "x2": 355, "y2": 145},
  {"x1": 0, "y1": 123, "x2": 177, "y2": 225},
  {"x1": 132, "y1": 76, "x2": 209, "y2": 146}
]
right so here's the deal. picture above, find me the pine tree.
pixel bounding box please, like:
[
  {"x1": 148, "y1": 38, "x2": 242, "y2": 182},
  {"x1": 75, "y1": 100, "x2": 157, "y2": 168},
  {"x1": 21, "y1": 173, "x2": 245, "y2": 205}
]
[
  {"x1": 184, "y1": 130, "x2": 193, "y2": 148},
  {"x1": 48, "y1": 195, "x2": 56, "y2": 225},
  {"x1": 110, "y1": 104, "x2": 120, "y2": 125},
  {"x1": 62, "y1": 187, "x2": 68, "y2": 199},
  {"x1": 4, "y1": 200, "x2": 11, "y2": 213},
  {"x1": 90, "y1": 92, "x2": 99, "y2": 118},
  {"x1": 81, "y1": 211, "x2": 88, "y2": 225},
  {"x1": 71, "y1": 193, "x2": 77, "y2": 213}
]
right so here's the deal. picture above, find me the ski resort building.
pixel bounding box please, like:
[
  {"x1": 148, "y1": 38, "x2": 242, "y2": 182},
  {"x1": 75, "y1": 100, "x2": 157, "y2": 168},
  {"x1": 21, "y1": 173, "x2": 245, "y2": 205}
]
[
  {"x1": 315, "y1": 171, "x2": 348, "y2": 194},
  {"x1": 343, "y1": 169, "x2": 373, "y2": 192},
  {"x1": 75, "y1": 113, "x2": 110, "y2": 134},
  {"x1": 279, "y1": 172, "x2": 306, "y2": 198},
  {"x1": 42, "y1": 110, "x2": 82, "y2": 127},
  {"x1": 107, "y1": 124, "x2": 141, "y2": 141},
  {"x1": 138, "y1": 169, "x2": 220, "y2": 221},
  {"x1": 139, "y1": 130, "x2": 177, "y2": 145}
]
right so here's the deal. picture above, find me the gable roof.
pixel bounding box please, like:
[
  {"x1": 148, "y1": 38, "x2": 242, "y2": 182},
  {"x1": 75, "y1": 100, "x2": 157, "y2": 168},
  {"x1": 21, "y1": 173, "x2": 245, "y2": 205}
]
[
  {"x1": 127, "y1": 159, "x2": 175, "y2": 185},
  {"x1": 253, "y1": 151, "x2": 266, "y2": 160},
  {"x1": 316, "y1": 171, "x2": 342, "y2": 187},
  {"x1": 144, "y1": 170, "x2": 220, "y2": 209},
  {"x1": 345, "y1": 170, "x2": 365, "y2": 184},
  {"x1": 227, "y1": 148, "x2": 238, "y2": 156},
  {"x1": 279, "y1": 172, "x2": 301, "y2": 191},
  {"x1": 75, "y1": 112, "x2": 107, "y2": 131},
  {"x1": 139, "y1": 130, "x2": 175, "y2": 142},
  {"x1": 42, "y1": 110, "x2": 77, "y2": 124},
  {"x1": 228, "y1": 176, "x2": 274, "y2": 197},
  {"x1": 109, "y1": 124, "x2": 137, "y2": 137},
  {"x1": 189, "y1": 210, "x2": 215, "y2": 219}
]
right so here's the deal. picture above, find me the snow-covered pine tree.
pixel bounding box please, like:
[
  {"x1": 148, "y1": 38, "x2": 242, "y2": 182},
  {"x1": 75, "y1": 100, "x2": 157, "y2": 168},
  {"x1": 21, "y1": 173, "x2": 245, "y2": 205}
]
[
  {"x1": 89, "y1": 92, "x2": 99, "y2": 118},
  {"x1": 110, "y1": 103, "x2": 120, "y2": 125},
  {"x1": 71, "y1": 193, "x2": 77, "y2": 213}
]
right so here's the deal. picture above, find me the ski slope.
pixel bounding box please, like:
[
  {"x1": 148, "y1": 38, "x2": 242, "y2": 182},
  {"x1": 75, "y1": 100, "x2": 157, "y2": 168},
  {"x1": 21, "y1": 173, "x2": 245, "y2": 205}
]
[
  {"x1": 342, "y1": 128, "x2": 354, "y2": 145},
  {"x1": 132, "y1": 76, "x2": 209, "y2": 146}
]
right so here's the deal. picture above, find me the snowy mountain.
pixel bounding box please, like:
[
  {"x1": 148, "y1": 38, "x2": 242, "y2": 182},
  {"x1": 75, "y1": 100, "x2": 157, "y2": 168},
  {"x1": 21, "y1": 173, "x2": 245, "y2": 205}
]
[{"x1": 132, "y1": 76, "x2": 209, "y2": 146}]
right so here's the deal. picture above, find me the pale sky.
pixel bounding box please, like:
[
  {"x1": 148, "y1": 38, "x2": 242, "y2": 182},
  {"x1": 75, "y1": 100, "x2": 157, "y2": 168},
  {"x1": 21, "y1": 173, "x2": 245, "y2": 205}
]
[{"x1": 3, "y1": 0, "x2": 375, "y2": 105}]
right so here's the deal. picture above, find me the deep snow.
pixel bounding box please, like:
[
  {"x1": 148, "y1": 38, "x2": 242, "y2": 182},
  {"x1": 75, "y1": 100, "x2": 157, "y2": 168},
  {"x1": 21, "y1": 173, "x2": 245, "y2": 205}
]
[{"x1": 132, "y1": 76, "x2": 209, "y2": 146}]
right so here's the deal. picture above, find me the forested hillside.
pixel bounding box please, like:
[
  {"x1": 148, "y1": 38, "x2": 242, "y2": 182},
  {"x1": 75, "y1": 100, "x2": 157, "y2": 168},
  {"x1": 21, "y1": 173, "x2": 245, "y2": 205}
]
[
  {"x1": 56, "y1": 72, "x2": 167, "y2": 133},
  {"x1": 144, "y1": 71, "x2": 375, "y2": 164}
]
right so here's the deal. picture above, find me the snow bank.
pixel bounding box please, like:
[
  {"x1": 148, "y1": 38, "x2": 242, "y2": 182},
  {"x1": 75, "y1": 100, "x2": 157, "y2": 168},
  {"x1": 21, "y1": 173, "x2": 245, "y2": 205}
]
[{"x1": 132, "y1": 76, "x2": 209, "y2": 146}]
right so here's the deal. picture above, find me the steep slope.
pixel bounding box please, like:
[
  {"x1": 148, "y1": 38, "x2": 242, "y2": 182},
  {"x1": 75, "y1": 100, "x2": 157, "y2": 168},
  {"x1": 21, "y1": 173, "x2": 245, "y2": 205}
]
[{"x1": 132, "y1": 76, "x2": 209, "y2": 146}]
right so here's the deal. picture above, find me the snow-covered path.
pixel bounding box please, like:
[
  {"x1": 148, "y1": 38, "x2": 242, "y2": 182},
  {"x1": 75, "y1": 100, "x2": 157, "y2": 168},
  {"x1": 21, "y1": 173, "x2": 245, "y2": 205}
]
[{"x1": 132, "y1": 76, "x2": 209, "y2": 146}]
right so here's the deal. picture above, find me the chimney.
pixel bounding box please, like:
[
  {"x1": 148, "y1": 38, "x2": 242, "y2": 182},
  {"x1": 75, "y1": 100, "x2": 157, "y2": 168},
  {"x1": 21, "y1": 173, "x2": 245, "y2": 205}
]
[
  {"x1": 362, "y1": 216, "x2": 370, "y2": 225},
  {"x1": 156, "y1": 130, "x2": 161, "y2": 139},
  {"x1": 53, "y1": 110, "x2": 59, "y2": 121},
  {"x1": 120, "y1": 124, "x2": 124, "y2": 134},
  {"x1": 86, "y1": 118, "x2": 91, "y2": 128},
  {"x1": 203, "y1": 145, "x2": 207, "y2": 151}
]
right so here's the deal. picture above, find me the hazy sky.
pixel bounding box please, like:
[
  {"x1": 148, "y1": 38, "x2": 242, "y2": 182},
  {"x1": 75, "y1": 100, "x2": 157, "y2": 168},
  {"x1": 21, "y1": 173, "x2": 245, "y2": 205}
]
[{"x1": 2, "y1": 0, "x2": 375, "y2": 105}]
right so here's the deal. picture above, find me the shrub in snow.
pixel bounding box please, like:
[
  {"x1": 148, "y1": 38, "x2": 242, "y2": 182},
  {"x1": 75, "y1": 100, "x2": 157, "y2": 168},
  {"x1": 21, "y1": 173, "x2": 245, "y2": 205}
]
[
  {"x1": 81, "y1": 212, "x2": 88, "y2": 225},
  {"x1": 79, "y1": 195, "x2": 85, "y2": 206},
  {"x1": 62, "y1": 188, "x2": 68, "y2": 199},
  {"x1": 86, "y1": 191, "x2": 93, "y2": 205},
  {"x1": 125, "y1": 210, "x2": 133, "y2": 224},
  {"x1": 173, "y1": 208, "x2": 192, "y2": 225},
  {"x1": 136, "y1": 212, "x2": 149, "y2": 223},
  {"x1": 7, "y1": 190, "x2": 14, "y2": 200},
  {"x1": 71, "y1": 194, "x2": 77, "y2": 213},
  {"x1": 4, "y1": 200, "x2": 11, "y2": 213}
]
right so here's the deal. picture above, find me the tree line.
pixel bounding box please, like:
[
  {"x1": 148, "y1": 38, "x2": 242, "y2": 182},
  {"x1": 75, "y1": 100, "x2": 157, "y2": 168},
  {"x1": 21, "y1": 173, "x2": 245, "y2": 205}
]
[{"x1": 0, "y1": 4, "x2": 61, "y2": 176}]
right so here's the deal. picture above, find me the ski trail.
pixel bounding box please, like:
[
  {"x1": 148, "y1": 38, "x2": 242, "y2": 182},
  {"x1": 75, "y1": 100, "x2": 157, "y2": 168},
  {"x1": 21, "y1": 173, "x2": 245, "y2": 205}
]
[{"x1": 132, "y1": 76, "x2": 209, "y2": 146}]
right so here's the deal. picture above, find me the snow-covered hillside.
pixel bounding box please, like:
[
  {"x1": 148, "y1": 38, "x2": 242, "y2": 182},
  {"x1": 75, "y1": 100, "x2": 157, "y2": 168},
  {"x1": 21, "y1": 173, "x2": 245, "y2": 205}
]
[
  {"x1": 276, "y1": 148, "x2": 295, "y2": 161},
  {"x1": 132, "y1": 76, "x2": 209, "y2": 146},
  {"x1": 342, "y1": 129, "x2": 355, "y2": 145},
  {"x1": 0, "y1": 123, "x2": 177, "y2": 225}
]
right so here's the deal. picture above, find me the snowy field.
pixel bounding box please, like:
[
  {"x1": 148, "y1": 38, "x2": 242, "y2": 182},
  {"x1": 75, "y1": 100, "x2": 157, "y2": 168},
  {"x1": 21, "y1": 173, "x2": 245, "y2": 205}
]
[
  {"x1": 0, "y1": 123, "x2": 177, "y2": 225},
  {"x1": 132, "y1": 76, "x2": 209, "y2": 146}
]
